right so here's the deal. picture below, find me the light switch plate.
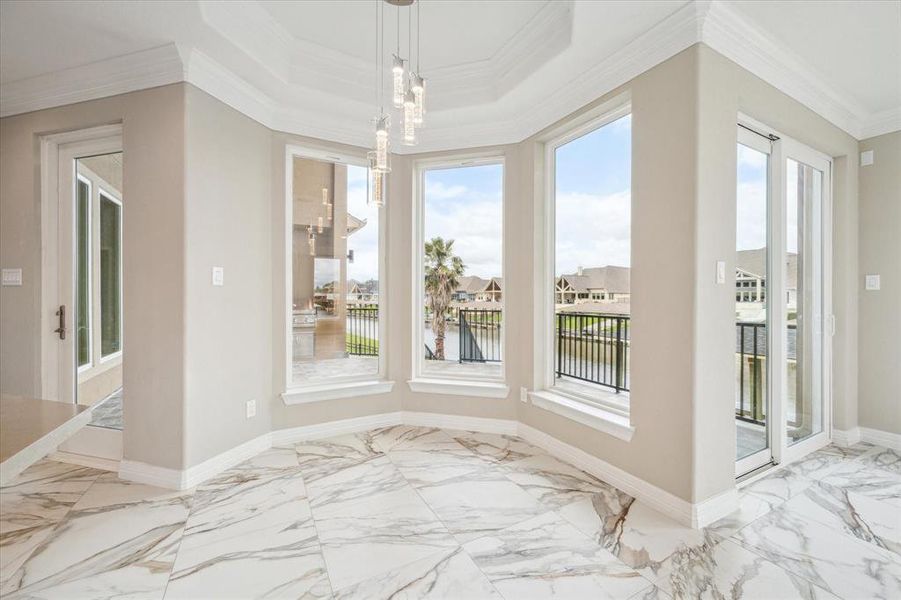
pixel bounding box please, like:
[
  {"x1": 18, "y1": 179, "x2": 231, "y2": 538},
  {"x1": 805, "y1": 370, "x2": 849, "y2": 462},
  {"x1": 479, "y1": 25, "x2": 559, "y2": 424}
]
[
  {"x1": 245, "y1": 399, "x2": 256, "y2": 419},
  {"x1": 860, "y1": 150, "x2": 874, "y2": 167},
  {"x1": 716, "y1": 260, "x2": 726, "y2": 284},
  {"x1": 1, "y1": 268, "x2": 22, "y2": 286},
  {"x1": 865, "y1": 274, "x2": 880, "y2": 291},
  {"x1": 212, "y1": 266, "x2": 224, "y2": 286}
]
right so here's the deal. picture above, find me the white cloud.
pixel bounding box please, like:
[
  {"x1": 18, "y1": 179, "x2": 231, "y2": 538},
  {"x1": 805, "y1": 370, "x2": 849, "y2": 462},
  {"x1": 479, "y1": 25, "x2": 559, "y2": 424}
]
[
  {"x1": 425, "y1": 193, "x2": 503, "y2": 278},
  {"x1": 554, "y1": 190, "x2": 631, "y2": 274},
  {"x1": 738, "y1": 144, "x2": 767, "y2": 170},
  {"x1": 425, "y1": 180, "x2": 469, "y2": 200}
]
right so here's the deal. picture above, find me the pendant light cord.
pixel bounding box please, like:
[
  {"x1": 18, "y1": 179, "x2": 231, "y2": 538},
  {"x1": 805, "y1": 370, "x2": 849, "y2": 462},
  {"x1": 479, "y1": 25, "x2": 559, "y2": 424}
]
[{"x1": 416, "y1": 1, "x2": 421, "y2": 74}]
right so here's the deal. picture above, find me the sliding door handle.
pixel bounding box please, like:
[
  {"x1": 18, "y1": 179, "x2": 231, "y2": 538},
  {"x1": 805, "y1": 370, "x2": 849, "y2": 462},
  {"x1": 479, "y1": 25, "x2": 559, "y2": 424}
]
[{"x1": 54, "y1": 305, "x2": 66, "y2": 340}]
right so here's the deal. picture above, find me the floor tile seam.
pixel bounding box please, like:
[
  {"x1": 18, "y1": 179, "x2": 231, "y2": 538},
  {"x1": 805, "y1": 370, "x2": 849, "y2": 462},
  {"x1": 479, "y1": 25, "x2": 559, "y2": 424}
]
[
  {"x1": 295, "y1": 468, "x2": 339, "y2": 598},
  {"x1": 725, "y1": 507, "x2": 893, "y2": 596},
  {"x1": 159, "y1": 517, "x2": 194, "y2": 600}
]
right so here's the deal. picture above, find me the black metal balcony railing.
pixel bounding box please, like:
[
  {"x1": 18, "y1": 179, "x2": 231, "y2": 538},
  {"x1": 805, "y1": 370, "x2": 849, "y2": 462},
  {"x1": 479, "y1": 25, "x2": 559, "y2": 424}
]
[
  {"x1": 736, "y1": 322, "x2": 765, "y2": 424},
  {"x1": 556, "y1": 313, "x2": 630, "y2": 393},
  {"x1": 346, "y1": 305, "x2": 378, "y2": 356},
  {"x1": 459, "y1": 309, "x2": 502, "y2": 363}
]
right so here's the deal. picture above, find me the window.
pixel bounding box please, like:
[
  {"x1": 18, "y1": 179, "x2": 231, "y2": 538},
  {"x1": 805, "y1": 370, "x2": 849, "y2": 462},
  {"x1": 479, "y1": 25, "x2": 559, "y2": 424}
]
[
  {"x1": 76, "y1": 176, "x2": 91, "y2": 369},
  {"x1": 289, "y1": 154, "x2": 382, "y2": 386},
  {"x1": 546, "y1": 107, "x2": 632, "y2": 410},
  {"x1": 414, "y1": 159, "x2": 504, "y2": 381},
  {"x1": 100, "y1": 192, "x2": 122, "y2": 357}
]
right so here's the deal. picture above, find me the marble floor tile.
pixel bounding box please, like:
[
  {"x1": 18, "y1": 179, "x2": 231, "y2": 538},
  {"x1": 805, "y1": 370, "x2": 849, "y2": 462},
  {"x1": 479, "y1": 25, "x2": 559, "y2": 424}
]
[
  {"x1": 463, "y1": 511, "x2": 651, "y2": 599},
  {"x1": 560, "y1": 497, "x2": 717, "y2": 579},
  {"x1": 308, "y1": 457, "x2": 457, "y2": 590},
  {"x1": 3, "y1": 474, "x2": 193, "y2": 599},
  {"x1": 333, "y1": 547, "x2": 500, "y2": 599},
  {"x1": 370, "y1": 425, "x2": 460, "y2": 453},
  {"x1": 165, "y1": 471, "x2": 329, "y2": 599},
  {"x1": 415, "y1": 469, "x2": 547, "y2": 543},
  {"x1": 502, "y1": 453, "x2": 629, "y2": 510},
  {"x1": 732, "y1": 504, "x2": 901, "y2": 599},
  {"x1": 780, "y1": 479, "x2": 901, "y2": 557},
  {"x1": 628, "y1": 584, "x2": 673, "y2": 599},
  {"x1": 818, "y1": 461, "x2": 901, "y2": 509},
  {"x1": 0, "y1": 461, "x2": 104, "y2": 588},
  {"x1": 654, "y1": 537, "x2": 838, "y2": 599},
  {"x1": 446, "y1": 431, "x2": 544, "y2": 463},
  {"x1": 293, "y1": 431, "x2": 383, "y2": 483},
  {"x1": 858, "y1": 447, "x2": 901, "y2": 475}
]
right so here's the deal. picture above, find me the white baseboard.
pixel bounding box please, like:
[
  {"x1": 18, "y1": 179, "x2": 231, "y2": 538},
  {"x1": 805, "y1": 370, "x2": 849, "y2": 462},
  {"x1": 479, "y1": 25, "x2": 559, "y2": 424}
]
[
  {"x1": 403, "y1": 411, "x2": 518, "y2": 435},
  {"x1": 271, "y1": 411, "x2": 403, "y2": 447},
  {"x1": 833, "y1": 426, "x2": 900, "y2": 450},
  {"x1": 832, "y1": 427, "x2": 861, "y2": 447},
  {"x1": 860, "y1": 426, "x2": 901, "y2": 450},
  {"x1": 118, "y1": 459, "x2": 186, "y2": 489},
  {"x1": 47, "y1": 450, "x2": 119, "y2": 473},
  {"x1": 516, "y1": 424, "x2": 734, "y2": 528}
]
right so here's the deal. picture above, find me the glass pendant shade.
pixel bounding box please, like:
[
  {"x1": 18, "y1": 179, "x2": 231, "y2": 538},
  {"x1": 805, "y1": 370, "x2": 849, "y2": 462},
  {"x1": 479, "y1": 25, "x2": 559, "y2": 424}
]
[
  {"x1": 367, "y1": 151, "x2": 387, "y2": 208},
  {"x1": 321, "y1": 187, "x2": 328, "y2": 205},
  {"x1": 317, "y1": 216, "x2": 323, "y2": 233},
  {"x1": 402, "y1": 89, "x2": 416, "y2": 145},
  {"x1": 411, "y1": 74, "x2": 425, "y2": 125},
  {"x1": 308, "y1": 232, "x2": 315, "y2": 256},
  {"x1": 375, "y1": 116, "x2": 390, "y2": 172},
  {"x1": 392, "y1": 55, "x2": 405, "y2": 107}
]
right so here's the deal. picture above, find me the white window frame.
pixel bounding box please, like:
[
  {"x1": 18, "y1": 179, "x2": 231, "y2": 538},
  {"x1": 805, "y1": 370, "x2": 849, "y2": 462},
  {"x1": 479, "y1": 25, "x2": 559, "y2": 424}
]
[
  {"x1": 75, "y1": 173, "x2": 93, "y2": 374},
  {"x1": 532, "y1": 95, "x2": 633, "y2": 430},
  {"x1": 282, "y1": 144, "x2": 391, "y2": 404},
  {"x1": 735, "y1": 115, "x2": 834, "y2": 477},
  {"x1": 98, "y1": 188, "x2": 123, "y2": 362},
  {"x1": 409, "y1": 153, "x2": 508, "y2": 397}
]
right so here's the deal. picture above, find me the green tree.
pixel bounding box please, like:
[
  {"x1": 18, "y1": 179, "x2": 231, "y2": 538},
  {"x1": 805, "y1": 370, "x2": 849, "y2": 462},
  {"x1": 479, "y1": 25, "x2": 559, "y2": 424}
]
[{"x1": 424, "y1": 237, "x2": 465, "y2": 360}]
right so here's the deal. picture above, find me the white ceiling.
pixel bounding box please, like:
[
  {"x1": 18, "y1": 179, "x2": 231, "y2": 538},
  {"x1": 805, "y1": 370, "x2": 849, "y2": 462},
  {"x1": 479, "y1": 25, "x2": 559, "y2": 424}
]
[{"x1": 1, "y1": 0, "x2": 898, "y2": 151}]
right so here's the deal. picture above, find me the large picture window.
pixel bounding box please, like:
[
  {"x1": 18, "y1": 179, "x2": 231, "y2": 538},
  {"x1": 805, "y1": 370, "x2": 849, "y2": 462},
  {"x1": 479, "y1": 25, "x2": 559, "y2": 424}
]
[
  {"x1": 289, "y1": 154, "x2": 382, "y2": 386},
  {"x1": 414, "y1": 160, "x2": 504, "y2": 382},
  {"x1": 545, "y1": 105, "x2": 632, "y2": 412}
]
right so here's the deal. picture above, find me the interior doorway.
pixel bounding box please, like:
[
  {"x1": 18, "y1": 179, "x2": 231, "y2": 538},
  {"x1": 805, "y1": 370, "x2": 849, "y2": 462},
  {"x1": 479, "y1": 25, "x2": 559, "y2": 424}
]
[{"x1": 41, "y1": 126, "x2": 124, "y2": 465}]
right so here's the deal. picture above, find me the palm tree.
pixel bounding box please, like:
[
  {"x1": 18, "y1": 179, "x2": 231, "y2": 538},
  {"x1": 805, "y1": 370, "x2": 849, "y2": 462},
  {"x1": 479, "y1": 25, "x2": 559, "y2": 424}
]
[{"x1": 424, "y1": 237, "x2": 465, "y2": 360}]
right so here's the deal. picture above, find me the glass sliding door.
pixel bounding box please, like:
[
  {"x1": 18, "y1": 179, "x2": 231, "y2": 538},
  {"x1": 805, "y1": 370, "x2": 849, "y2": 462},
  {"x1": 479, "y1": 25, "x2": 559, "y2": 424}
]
[
  {"x1": 784, "y1": 148, "x2": 828, "y2": 450},
  {"x1": 735, "y1": 127, "x2": 772, "y2": 473},
  {"x1": 734, "y1": 124, "x2": 831, "y2": 477}
]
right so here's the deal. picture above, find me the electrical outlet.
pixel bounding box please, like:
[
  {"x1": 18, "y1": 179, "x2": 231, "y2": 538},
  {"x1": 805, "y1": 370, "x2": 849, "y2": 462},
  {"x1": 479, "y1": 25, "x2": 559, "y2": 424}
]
[
  {"x1": 520, "y1": 386, "x2": 529, "y2": 403},
  {"x1": 212, "y1": 266, "x2": 225, "y2": 286},
  {"x1": 245, "y1": 399, "x2": 257, "y2": 419}
]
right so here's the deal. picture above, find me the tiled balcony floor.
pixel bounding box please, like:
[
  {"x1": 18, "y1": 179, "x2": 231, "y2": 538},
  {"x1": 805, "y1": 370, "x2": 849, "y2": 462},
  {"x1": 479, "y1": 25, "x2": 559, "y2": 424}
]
[
  {"x1": 292, "y1": 357, "x2": 502, "y2": 383},
  {"x1": 1, "y1": 428, "x2": 897, "y2": 599}
]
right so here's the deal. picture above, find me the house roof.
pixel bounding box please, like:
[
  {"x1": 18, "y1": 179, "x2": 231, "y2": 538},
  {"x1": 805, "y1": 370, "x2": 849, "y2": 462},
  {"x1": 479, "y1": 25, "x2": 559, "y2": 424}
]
[
  {"x1": 735, "y1": 248, "x2": 797, "y2": 289},
  {"x1": 558, "y1": 266, "x2": 630, "y2": 294},
  {"x1": 558, "y1": 301, "x2": 631, "y2": 315},
  {"x1": 456, "y1": 275, "x2": 490, "y2": 294},
  {"x1": 346, "y1": 213, "x2": 367, "y2": 236}
]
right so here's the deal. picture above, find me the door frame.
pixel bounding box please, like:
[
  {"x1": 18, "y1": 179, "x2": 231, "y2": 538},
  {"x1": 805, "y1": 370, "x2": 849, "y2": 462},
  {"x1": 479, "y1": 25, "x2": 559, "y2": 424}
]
[
  {"x1": 734, "y1": 118, "x2": 833, "y2": 477},
  {"x1": 40, "y1": 124, "x2": 123, "y2": 403}
]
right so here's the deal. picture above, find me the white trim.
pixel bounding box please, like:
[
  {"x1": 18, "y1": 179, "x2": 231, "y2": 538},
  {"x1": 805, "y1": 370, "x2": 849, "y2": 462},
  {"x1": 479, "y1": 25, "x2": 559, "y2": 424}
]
[
  {"x1": 271, "y1": 412, "x2": 404, "y2": 446},
  {"x1": 47, "y1": 450, "x2": 119, "y2": 473},
  {"x1": 411, "y1": 153, "x2": 507, "y2": 385},
  {"x1": 831, "y1": 427, "x2": 861, "y2": 448},
  {"x1": 281, "y1": 379, "x2": 395, "y2": 405},
  {"x1": 855, "y1": 427, "x2": 901, "y2": 450},
  {"x1": 403, "y1": 411, "x2": 518, "y2": 435},
  {"x1": 407, "y1": 378, "x2": 510, "y2": 399},
  {"x1": 74, "y1": 174, "x2": 93, "y2": 372},
  {"x1": 119, "y1": 432, "x2": 272, "y2": 490},
  {"x1": 528, "y1": 390, "x2": 634, "y2": 442},
  {"x1": 97, "y1": 188, "x2": 124, "y2": 360},
  {"x1": 516, "y1": 424, "x2": 734, "y2": 528}
]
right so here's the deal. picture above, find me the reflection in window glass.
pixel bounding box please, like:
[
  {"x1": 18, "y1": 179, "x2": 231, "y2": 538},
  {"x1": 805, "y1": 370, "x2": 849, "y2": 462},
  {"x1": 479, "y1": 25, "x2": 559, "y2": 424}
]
[
  {"x1": 100, "y1": 194, "x2": 122, "y2": 356},
  {"x1": 76, "y1": 178, "x2": 91, "y2": 368},
  {"x1": 291, "y1": 159, "x2": 379, "y2": 384},
  {"x1": 786, "y1": 158, "x2": 824, "y2": 444},
  {"x1": 421, "y1": 164, "x2": 503, "y2": 379},
  {"x1": 553, "y1": 114, "x2": 631, "y2": 398}
]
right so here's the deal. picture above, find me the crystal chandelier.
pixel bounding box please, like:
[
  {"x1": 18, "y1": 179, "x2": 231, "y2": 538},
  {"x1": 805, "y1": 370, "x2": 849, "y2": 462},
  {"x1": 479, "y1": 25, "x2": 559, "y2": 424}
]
[{"x1": 370, "y1": 0, "x2": 426, "y2": 205}]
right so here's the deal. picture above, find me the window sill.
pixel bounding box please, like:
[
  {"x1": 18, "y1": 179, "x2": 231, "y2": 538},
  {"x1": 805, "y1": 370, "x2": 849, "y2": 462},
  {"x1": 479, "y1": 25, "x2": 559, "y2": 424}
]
[
  {"x1": 407, "y1": 378, "x2": 510, "y2": 399},
  {"x1": 528, "y1": 389, "x2": 634, "y2": 442},
  {"x1": 282, "y1": 380, "x2": 394, "y2": 405}
]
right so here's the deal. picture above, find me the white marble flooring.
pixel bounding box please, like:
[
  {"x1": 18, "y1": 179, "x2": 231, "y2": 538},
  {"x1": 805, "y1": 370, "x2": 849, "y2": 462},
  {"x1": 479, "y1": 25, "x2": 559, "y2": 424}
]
[{"x1": 1, "y1": 427, "x2": 898, "y2": 599}]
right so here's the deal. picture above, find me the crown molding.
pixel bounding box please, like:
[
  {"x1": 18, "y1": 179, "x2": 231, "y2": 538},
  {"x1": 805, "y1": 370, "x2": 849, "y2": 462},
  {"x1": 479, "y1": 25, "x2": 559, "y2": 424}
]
[
  {"x1": 1, "y1": 0, "x2": 897, "y2": 144},
  {"x1": 0, "y1": 44, "x2": 184, "y2": 118}
]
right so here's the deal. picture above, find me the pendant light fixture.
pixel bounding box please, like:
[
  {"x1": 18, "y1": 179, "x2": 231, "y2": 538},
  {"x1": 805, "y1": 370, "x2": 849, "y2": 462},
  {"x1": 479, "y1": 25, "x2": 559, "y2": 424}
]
[
  {"x1": 411, "y1": 1, "x2": 425, "y2": 126},
  {"x1": 371, "y1": 0, "x2": 390, "y2": 208}
]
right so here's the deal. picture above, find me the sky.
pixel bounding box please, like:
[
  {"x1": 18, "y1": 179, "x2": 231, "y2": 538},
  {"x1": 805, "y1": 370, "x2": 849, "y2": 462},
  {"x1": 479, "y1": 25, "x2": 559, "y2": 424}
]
[
  {"x1": 345, "y1": 164, "x2": 380, "y2": 283},
  {"x1": 424, "y1": 164, "x2": 503, "y2": 279}
]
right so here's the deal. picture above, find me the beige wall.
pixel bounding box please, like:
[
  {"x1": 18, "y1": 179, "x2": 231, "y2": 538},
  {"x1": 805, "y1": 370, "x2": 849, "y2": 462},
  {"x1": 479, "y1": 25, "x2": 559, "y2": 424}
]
[
  {"x1": 858, "y1": 131, "x2": 901, "y2": 435},
  {"x1": 182, "y1": 85, "x2": 273, "y2": 466},
  {"x1": 0, "y1": 85, "x2": 187, "y2": 469}
]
